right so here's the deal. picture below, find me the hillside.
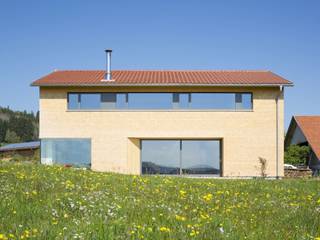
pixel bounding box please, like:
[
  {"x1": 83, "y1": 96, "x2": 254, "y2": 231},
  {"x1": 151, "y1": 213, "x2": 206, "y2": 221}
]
[
  {"x1": 0, "y1": 107, "x2": 38, "y2": 145},
  {"x1": 0, "y1": 162, "x2": 319, "y2": 239}
]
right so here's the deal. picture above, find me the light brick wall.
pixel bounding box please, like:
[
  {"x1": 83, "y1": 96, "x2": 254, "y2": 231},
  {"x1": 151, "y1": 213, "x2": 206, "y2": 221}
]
[{"x1": 39, "y1": 86, "x2": 284, "y2": 177}]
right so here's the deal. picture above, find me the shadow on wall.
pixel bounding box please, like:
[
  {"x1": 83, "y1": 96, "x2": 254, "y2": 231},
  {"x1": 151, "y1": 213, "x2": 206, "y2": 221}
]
[{"x1": 255, "y1": 157, "x2": 268, "y2": 177}]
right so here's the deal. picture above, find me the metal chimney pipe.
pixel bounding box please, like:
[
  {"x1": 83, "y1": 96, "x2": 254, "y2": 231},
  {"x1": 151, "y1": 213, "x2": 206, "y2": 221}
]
[{"x1": 105, "y1": 49, "x2": 112, "y2": 80}]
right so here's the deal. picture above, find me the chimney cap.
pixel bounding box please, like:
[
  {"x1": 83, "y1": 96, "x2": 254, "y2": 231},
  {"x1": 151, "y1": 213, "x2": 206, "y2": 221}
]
[{"x1": 105, "y1": 49, "x2": 112, "y2": 53}]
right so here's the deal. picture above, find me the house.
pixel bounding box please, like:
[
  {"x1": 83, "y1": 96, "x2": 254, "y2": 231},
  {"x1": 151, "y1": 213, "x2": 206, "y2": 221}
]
[
  {"x1": 285, "y1": 116, "x2": 320, "y2": 175},
  {"x1": 0, "y1": 141, "x2": 40, "y2": 157},
  {"x1": 31, "y1": 50, "x2": 293, "y2": 177}
]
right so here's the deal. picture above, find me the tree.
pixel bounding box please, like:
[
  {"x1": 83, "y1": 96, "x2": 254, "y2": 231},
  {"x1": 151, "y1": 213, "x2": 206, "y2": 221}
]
[
  {"x1": 284, "y1": 145, "x2": 310, "y2": 165},
  {"x1": 0, "y1": 119, "x2": 8, "y2": 143},
  {"x1": 5, "y1": 129, "x2": 21, "y2": 143},
  {"x1": 8, "y1": 116, "x2": 34, "y2": 142}
]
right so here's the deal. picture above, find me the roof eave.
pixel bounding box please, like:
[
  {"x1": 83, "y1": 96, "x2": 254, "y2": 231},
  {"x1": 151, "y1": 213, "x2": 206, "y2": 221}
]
[{"x1": 31, "y1": 83, "x2": 294, "y2": 87}]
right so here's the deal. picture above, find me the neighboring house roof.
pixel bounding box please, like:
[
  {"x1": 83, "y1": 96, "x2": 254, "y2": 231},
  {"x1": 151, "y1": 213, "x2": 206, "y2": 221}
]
[
  {"x1": 285, "y1": 116, "x2": 320, "y2": 159},
  {"x1": 0, "y1": 141, "x2": 40, "y2": 152},
  {"x1": 31, "y1": 70, "x2": 293, "y2": 87}
]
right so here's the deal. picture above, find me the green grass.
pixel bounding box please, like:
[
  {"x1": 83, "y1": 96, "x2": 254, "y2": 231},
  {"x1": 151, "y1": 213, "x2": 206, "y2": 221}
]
[{"x1": 0, "y1": 162, "x2": 319, "y2": 240}]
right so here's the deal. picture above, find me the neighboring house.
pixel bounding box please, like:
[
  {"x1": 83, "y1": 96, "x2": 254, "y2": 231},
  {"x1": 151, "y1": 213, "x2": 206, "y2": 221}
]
[
  {"x1": 31, "y1": 50, "x2": 293, "y2": 177},
  {"x1": 0, "y1": 141, "x2": 40, "y2": 157},
  {"x1": 285, "y1": 116, "x2": 320, "y2": 174}
]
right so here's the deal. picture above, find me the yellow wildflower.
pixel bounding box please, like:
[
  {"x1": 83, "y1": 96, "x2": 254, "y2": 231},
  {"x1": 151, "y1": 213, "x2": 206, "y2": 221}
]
[
  {"x1": 203, "y1": 193, "x2": 213, "y2": 201},
  {"x1": 175, "y1": 215, "x2": 186, "y2": 221},
  {"x1": 179, "y1": 190, "x2": 187, "y2": 196},
  {"x1": 159, "y1": 227, "x2": 170, "y2": 233},
  {"x1": 200, "y1": 213, "x2": 209, "y2": 219},
  {"x1": 190, "y1": 229, "x2": 200, "y2": 236},
  {"x1": 0, "y1": 234, "x2": 6, "y2": 240}
]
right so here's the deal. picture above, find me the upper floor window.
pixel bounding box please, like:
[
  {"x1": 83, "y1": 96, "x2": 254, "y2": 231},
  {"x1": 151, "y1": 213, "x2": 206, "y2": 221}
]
[{"x1": 67, "y1": 92, "x2": 253, "y2": 111}]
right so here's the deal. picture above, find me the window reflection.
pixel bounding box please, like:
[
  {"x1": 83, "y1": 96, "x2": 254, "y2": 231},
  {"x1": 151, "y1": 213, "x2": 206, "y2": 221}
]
[
  {"x1": 191, "y1": 93, "x2": 235, "y2": 109},
  {"x1": 68, "y1": 93, "x2": 79, "y2": 109},
  {"x1": 181, "y1": 140, "x2": 220, "y2": 174},
  {"x1": 68, "y1": 92, "x2": 252, "y2": 110},
  {"x1": 80, "y1": 94, "x2": 100, "y2": 109},
  {"x1": 101, "y1": 93, "x2": 116, "y2": 109},
  {"x1": 141, "y1": 140, "x2": 221, "y2": 175},
  {"x1": 41, "y1": 139, "x2": 91, "y2": 167},
  {"x1": 141, "y1": 140, "x2": 180, "y2": 174},
  {"x1": 116, "y1": 93, "x2": 127, "y2": 109},
  {"x1": 128, "y1": 93, "x2": 172, "y2": 109}
]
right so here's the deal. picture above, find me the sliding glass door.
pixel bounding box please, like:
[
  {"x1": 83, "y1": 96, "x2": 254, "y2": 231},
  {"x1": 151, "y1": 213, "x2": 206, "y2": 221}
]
[
  {"x1": 141, "y1": 140, "x2": 180, "y2": 174},
  {"x1": 141, "y1": 140, "x2": 221, "y2": 175},
  {"x1": 181, "y1": 140, "x2": 220, "y2": 174}
]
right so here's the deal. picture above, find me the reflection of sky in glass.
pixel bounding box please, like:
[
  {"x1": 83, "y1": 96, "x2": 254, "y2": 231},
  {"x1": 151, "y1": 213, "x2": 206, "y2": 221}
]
[
  {"x1": 41, "y1": 139, "x2": 91, "y2": 166},
  {"x1": 179, "y1": 93, "x2": 189, "y2": 109},
  {"x1": 68, "y1": 93, "x2": 252, "y2": 110},
  {"x1": 141, "y1": 140, "x2": 220, "y2": 173},
  {"x1": 191, "y1": 93, "x2": 235, "y2": 109},
  {"x1": 80, "y1": 94, "x2": 100, "y2": 109},
  {"x1": 101, "y1": 93, "x2": 116, "y2": 109},
  {"x1": 68, "y1": 94, "x2": 78, "y2": 109},
  {"x1": 141, "y1": 140, "x2": 180, "y2": 168},
  {"x1": 128, "y1": 93, "x2": 172, "y2": 109},
  {"x1": 116, "y1": 93, "x2": 127, "y2": 109},
  {"x1": 182, "y1": 140, "x2": 220, "y2": 170},
  {"x1": 241, "y1": 93, "x2": 252, "y2": 109}
]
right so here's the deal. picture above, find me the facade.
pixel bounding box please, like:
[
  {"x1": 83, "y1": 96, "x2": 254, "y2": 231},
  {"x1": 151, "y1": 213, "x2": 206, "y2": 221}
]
[
  {"x1": 285, "y1": 116, "x2": 320, "y2": 174},
  {"x1": 32, "y1": 69, "x2": 292, "y2": 177}
]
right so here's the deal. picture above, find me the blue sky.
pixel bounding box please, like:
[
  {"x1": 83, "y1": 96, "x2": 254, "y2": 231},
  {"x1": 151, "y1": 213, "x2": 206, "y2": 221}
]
[{"x1": 0, "y1": 0, "x2": 319, "y2": 128}]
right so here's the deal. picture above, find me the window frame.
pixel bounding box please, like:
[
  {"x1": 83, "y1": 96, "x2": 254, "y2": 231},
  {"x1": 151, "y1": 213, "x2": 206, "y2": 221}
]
[{"x1": 67, "y1": 92, "x2": 253, "y2": 112}]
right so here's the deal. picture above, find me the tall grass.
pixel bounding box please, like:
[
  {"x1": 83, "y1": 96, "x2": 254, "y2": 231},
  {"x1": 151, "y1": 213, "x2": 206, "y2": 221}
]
[{"x1": 0, "y1": 162, "x2": 319, "y2": 239}]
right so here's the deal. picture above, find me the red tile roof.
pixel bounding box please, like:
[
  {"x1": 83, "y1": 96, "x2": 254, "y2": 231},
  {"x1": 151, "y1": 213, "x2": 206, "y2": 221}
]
[
  {"x1": 31, "y1": 70, "x2": 292, "y2": 86},
  {"x1": 295, "y1": 116, "x2": 320, "y2": 159}
]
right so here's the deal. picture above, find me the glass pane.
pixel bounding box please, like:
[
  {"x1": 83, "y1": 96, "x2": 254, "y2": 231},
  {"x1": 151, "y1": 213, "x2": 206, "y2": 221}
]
[
  {"x1": 172, "y1": 93, "x2": 179, "y2": 109},
  {"x1": 80, "y1": 94, "x2": 101, "y2": 109},
  {"x1": 173, "y1": 93, "x2": 189, "y2": 109},
  {"x1": 128, "y1": 93, "x2": 172, "y2": 109},
  {"x1": 141, "y1": 140, "x2": 180, "y2": 174},
  {"x1": 116, "y1": 93, "x2": 127, "y2": 109},
  {"x1": 179, "y1": 93, "x2": 189, "y2": 109},
  {"x1": 101, "y1": 93, "x2": 116, "y2": 109},
  {"x1": 191, "y1": 93, "x2": 235, "y2": 109},
  {"x1": 41, "y1": 140, "x2": 53, "y2": 164},
  {"x1": 181, "y1": 140, "x2": 220, "y2": 174},
  {"x1": 241, "y1": 93, "x2": 252, "y2": 109},
  {"x1": 41, "y1": 139, "x2": 91, "y2": 167},
  {"x1": 68, "y1": 94, "x2": 79, "y2": 109}
]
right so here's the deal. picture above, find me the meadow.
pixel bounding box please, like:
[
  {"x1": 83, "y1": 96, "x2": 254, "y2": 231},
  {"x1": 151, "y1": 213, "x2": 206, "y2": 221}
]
[{"x1": 0, "y1": 162, "x2": 319, "y2": 240}]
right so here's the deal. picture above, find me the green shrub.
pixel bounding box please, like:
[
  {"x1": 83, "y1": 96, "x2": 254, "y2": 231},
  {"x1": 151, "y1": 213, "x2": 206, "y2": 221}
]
[{"x1": 284, "y1": 145, "x2": 310, "y2": 165}]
